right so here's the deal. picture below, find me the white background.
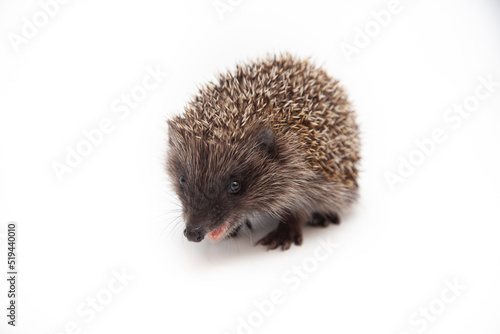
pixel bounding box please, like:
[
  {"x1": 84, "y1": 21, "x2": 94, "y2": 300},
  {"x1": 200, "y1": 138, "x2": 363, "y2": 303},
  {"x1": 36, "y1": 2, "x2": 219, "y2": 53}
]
[{"x1": 1, "y1": 0, "x2": 499, "y2": 333}]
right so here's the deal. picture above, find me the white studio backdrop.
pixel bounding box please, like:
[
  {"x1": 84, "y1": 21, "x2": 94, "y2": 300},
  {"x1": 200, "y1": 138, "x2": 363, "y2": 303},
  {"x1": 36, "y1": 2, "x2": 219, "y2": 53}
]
[{"x1": 0, "y1": 0, "x2": 499, "y2": 333}]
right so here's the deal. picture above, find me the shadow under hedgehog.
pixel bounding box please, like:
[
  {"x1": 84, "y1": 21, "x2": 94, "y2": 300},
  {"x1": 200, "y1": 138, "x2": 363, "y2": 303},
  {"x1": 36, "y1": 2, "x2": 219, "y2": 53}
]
[{"x1": 166, "y1": 54, "x2": 360, "y2": 251}]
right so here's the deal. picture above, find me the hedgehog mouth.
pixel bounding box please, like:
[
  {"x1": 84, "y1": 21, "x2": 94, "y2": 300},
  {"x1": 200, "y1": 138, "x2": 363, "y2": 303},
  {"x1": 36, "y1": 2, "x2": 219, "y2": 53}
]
[{"x1": 207, "y1": 219, "x2": 231, "y2": 242}]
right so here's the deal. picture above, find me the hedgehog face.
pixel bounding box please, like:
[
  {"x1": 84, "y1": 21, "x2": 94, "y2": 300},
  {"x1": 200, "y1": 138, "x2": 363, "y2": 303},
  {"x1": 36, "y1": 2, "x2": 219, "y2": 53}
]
[{"x1": 167, "y1": 122, "x2": 279, "y2": 243}]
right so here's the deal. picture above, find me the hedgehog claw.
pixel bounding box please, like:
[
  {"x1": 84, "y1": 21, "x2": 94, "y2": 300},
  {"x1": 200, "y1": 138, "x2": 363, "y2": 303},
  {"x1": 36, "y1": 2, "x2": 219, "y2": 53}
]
[
  {"x1": 307, "y1": 212, "x2": 340, "y2": 227},
  {"x1": 256, "y1": 215, "x2": 302, "y2": 251}
]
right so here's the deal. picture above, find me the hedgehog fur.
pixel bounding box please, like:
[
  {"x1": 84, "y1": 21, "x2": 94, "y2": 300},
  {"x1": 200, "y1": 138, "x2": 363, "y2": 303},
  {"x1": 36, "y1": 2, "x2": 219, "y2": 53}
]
[{"x1": 167, "y1": 53, "x2": 360, "y2": 250}]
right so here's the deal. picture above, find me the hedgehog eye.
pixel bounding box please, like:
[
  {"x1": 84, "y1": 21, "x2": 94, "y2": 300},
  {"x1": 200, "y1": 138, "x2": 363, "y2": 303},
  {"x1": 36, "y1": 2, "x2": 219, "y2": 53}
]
[
  {"x1": 229, "y1": 179, "x2": 241, "y2": 194},
  {"x1": 179, "y1": 176, "x2": 187, "y2": 187}
]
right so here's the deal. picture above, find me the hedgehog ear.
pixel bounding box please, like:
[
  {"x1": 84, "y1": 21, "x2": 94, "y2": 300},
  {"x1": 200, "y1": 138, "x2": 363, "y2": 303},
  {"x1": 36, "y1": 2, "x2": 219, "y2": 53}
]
[{"x1": 255, "y1": 128, "x2": 275, "y2": 156}]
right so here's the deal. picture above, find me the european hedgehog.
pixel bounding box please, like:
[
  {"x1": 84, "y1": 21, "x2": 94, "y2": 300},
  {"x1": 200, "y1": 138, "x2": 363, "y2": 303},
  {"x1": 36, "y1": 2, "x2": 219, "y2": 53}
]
[{"x1": 167, "y1": 54, "x2": 360, "y2": 250}]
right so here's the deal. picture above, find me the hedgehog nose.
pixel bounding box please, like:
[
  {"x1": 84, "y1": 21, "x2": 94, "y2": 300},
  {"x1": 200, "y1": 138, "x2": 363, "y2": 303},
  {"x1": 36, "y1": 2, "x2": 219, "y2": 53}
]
[{"x1": 184, "y1": 227, "x2": 205, "y2": 242}]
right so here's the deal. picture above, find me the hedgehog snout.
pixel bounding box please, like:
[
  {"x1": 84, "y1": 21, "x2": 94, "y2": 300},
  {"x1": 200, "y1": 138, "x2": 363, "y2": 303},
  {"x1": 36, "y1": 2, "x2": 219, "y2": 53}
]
[{"x1": 184, "y1": 226, "x2": 205, "y2": 242}]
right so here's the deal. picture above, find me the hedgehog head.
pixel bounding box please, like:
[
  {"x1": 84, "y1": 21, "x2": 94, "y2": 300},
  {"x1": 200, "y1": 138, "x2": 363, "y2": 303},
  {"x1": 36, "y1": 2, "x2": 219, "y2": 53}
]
[{"x1": 167, "y1": 119, "x2": 292, "y2": 243}]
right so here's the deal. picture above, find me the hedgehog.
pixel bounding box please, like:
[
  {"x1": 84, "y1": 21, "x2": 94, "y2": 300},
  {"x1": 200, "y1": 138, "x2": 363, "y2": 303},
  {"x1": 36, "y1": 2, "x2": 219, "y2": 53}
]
[{"x1": 166, "y1": 54, "x2": 360, "y2": 250}]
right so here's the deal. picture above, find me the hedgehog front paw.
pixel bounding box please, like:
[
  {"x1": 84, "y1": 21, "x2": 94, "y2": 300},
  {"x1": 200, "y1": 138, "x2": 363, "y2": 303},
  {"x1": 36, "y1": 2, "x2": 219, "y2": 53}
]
[
  {"x1": 256, "y1": 218, "x2": 303, "y2": 251},
  {"x1": 306, "y1": 212, "x2": 340, "y2": 227}
]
